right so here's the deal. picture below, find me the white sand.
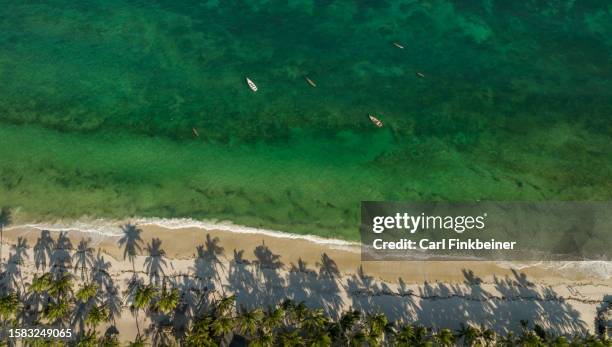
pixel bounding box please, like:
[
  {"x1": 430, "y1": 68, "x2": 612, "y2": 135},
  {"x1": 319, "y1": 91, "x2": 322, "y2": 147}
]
[{"x1": 1, "y1": 222, "x2": 610, "y2": 342}]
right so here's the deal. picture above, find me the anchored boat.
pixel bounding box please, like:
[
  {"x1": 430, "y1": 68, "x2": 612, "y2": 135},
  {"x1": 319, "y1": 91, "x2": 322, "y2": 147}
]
[
  {"x1": 305, "y1": 76, "x2": 317, "y2": 87},
  {"x1": 369, "y1": 115, "x2": 383, "y2": 128},
  {"x1": 246, "y1": 77, "x2": 258, "y2": 92}
]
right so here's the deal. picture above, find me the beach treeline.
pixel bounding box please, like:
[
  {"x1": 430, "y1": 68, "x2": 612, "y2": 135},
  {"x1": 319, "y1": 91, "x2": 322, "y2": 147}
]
[{"x1": 0, "y1": 220, "x2": 610, "y2": 345}]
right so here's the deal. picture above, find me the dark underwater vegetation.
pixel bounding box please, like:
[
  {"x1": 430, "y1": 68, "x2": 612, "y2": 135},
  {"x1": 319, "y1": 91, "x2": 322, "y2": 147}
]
[{"x1": 0, "y1": 0, "x2": 611, "y2": 239}]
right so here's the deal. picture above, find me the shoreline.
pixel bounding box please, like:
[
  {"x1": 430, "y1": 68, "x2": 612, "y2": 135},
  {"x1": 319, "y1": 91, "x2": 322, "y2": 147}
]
[
  {"x1": 1, "y1": 219, "x2": 611, "y2": 340},
  {"x1": 4, "y1": 216, "x2": 612, "y2": 283},
  {"x1": 9, "y1": 216, "x2": 360, "y2": 250}
]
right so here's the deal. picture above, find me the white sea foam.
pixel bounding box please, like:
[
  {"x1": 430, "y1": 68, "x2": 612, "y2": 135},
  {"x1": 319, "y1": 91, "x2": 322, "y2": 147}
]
[
  {"x1": 494, "y1": 260, "x2": 612, "y2": 280},
  {"x1": 135, "y1": 217, "x2": 361, "y2": 252},
  {"x1": 9, "y1": 219, "x2": 124, "y2": 237},
  {"x1": 8, "y1": 218, "x2": 610, "y2": 279},
  {"x1": 552, "y1": 261, "x2": 612, "y2": 280},
  {"x1": 8, "y1": 217, "x2": 361, "y2": 252}
]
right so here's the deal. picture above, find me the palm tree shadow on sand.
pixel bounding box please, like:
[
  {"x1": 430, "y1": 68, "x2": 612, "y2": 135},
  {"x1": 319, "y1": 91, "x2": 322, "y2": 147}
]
[
  {"x1": 50, "y1": 232, "x2": 73, "y2": 276},
  {"x1": 253, "y1": 243, "x2": 286, "y2": 308},
  {"x1": 72, "y1": 238, "x2": 94, "y2": 281},
  {"x1": 0, "y1": 228, "x2": 600, "y2": 344},
  {"x1": 285, "y1": 253, "x2": 344, "y2": 320},
  {"x1": 34, "y1": 230, "x2": 55, "y2": 272},
  {"x1": 144, "y1": 238, "x2": 167, "y2": 286},
  {"x1": 191, "y1": 234, "x2": 226, "y2": 298},
  {"x1": 227, "y1": 249, "x2": 261, "y2": 311},
  {"x1": 118, "y1": 223, "x2": 143, "y2": 274},
  {"x1": 226, "y1": 243, "x2": 288, "y2": 311}
]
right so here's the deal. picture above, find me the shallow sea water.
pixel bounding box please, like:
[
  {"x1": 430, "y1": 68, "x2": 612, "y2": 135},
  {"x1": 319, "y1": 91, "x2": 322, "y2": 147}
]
[{"x1": 0, "y1": 1, "x2": 610, "y2": 239}]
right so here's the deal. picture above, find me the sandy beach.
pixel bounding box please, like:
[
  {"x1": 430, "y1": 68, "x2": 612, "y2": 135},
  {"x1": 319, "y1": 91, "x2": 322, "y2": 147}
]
[
  {"x1": 2, "y1": 219, "x2": 610, "y2": 342},
  {"x1": 2, "y1": 1, "x2": 611, "y2": 344}
]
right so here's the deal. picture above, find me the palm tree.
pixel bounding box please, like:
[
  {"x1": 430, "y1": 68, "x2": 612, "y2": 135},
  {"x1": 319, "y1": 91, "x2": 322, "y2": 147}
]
[
  {"x1": 237, "y1": 308, "x2": 264, "y2": 339},
  {"x1": 309, "y1": 330, "x2": 332, "y2": 347},
  {"x1": 193, "y1": 295, "x2": 235, "y2": 343},
  {"x1": 77, "y1": 329, "x2": 98, "y2": 347},
  {"x1": 43, "y1": 298, "x2": 70, "y2": 324},
  {"x1": 335, "y1": 309, "x2": 360, "y2": 343},
  {"x1": 262, "y1": 306, "x2": 285, "y2": 334},
  {"x1": 210, "y1": 315, "x2": 235, "y2": 342},
  {"x1": 393, "y1": 324, "x2": 429, "y2": 346},
  {"x1": 278, "y1": 330, "x2": 304, "y2": 346},
  {"x1": 132, "y1": 283, "x2": 157, "y2": 336},
  {"x1": 127, "y1": 334, "x2": 147, "y2": 347},
  {"x1": 48, "y1": 273, "x2": 74, "y2": 300},
  {"x1": 293, "y1": 302, "x2": 310, "y2": 325},
  {"x1": 43, "y1": 273, "x2": 74, "y2": 326},
  {"x1": 496, "y1": 332, "x2": 515, "y2": 346},
  {"x1": 456, "y1": 323, "x2": 482, "y2": 347},
  {"x1": 99, "y1": 333, "x2": 121, "y2": 347},
  {"x1": 280, "y1": 300, "x2": 298, "y2": 325},
  {"x1": 75, "y1": 282, "x2": 98, "y2": 303},
  {"x1": 250, "y1": 332, "x2": 274, "y2": 347},
  {"x1": 366, "y1": 313, "x2": 389, "y2": 345},
  {"x1": 73, "y1": 238, "x2": 94, "y2": 280},
  {"x1": 0, "y1": 292, "x2": 19, "y2": 337},
  {"x1": 215, "y1": 295, "x2": 236, "y2": 317},
  {"x1": 21, "y1": 336, "x2": 60, "y2": 347},
  {"x1": 85, "y1": 304, "x2": 109, "y2": 330},
  {"x1": 148, "y1": 320, "x2": 174, "y2": 347},
  {"x1": 27, "y1": 272, "x2": 53, "y2": 324},
  {"x1": 0, "y1": 292, "x2": 19, "y2": 319},
  {"x1": 118, "y1": 223, "x2": 143, "y2": 274},
  {"x1": 481, "y1": 326, "x2": 496, "y2": 345},
  {"x1": 302, "y1": 309, "x2": 328, "y2": 335},
  {"x1": 0, "y1": 206, "x2": 12, "y2": 268},
  {"x1": 517, "y1": 331, "x2": 542, "y2": 346},
  {"x1": 185, "y1": 316, "x2": 216, "y2": 346},
  {"x1": 434, "y1": 328, "x2": 455, "y2": 346},
  {"x1": 347, "y1": 331, "x2": 367, "y2": 346},
  {"x1": 30, "y1": 273, "x2": 53, "y2": 293},
  {"x1": 414, "y1": 326, "x2": 430, "y2": 345},
  {"x1": 155, "y1": 281, "x2": 179, "y2": 315},
  {"x1": 72, "y1": 281, "x2": 100, "y2": 333}
]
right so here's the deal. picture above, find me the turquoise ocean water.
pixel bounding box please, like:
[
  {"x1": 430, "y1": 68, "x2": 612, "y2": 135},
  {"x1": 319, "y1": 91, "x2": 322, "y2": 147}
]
[{"x1": 0, "y1": 1, "x2": 611, "y2": 239}]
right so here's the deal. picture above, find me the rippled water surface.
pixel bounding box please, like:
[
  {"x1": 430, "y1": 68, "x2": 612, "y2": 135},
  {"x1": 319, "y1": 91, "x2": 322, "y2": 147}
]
[{"x1": 1, "y1": 1, "x2": 610, "y2": 238}]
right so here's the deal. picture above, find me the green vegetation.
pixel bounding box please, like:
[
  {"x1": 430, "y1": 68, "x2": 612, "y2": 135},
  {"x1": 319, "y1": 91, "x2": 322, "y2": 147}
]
[{"x1": 0, "y1": 219, "x2": 609, "y2": 346}]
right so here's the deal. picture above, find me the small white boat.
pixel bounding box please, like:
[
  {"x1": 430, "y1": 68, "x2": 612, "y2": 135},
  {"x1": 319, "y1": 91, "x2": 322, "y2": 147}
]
[
  {"x1": 416, "y1": 72, "x2": 425, "y2": 78},
  {"x1": 393, "y1": 42, "x2": 405, "y2": 49},
  {"x1": 192, "y1": 128, "x2": 199, "y2": 137},
  {"x1": 246, "y1": 77, "x2": 258, "y2": 92},
  {"x1": 369, "y1": 115, "x2": 383, "y2": 128},
  {"x1": 305, "y1": 76, "x2": 317, "y2": 87}
]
